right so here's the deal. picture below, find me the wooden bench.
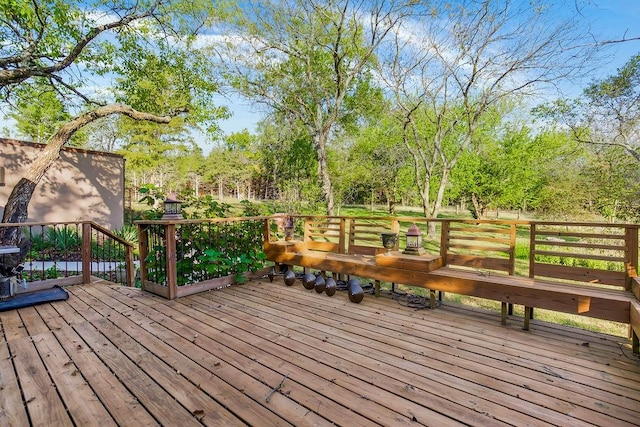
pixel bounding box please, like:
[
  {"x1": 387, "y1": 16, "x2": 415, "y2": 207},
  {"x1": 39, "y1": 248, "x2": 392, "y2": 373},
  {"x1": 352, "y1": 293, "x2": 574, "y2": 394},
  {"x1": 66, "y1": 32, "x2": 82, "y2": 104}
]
[{"x1": 265, "y1": 216, "x2": 640, "y2": 354}]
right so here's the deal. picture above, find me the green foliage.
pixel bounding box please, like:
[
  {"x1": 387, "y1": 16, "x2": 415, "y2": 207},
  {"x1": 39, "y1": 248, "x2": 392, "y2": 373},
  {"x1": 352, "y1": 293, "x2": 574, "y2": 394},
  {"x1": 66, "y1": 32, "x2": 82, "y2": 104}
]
[
  {"x1": 144, "y1": 220, "x2": 267, "y2": 286},
  {"x1": 239, "y1": 200, "x2": 267, "y2": 217},
  {"x1": 138, "y1": 183, "x2": 166, "y2": 220},
  {"x1": 9, "y1": 79, "x2": 76, "y2": 143},
  {"x1": 45, "y1": 265, "x2": 61, "y2": 279},
  {"x1": 113, "y1": 225, "x2": 139, "y2": 244},
  {"x1": 29, "y1": 226, "x2": 82, "y2": 253},
  {"x1": 182, "y1": 195, "x2": 231, "y2": 219}
]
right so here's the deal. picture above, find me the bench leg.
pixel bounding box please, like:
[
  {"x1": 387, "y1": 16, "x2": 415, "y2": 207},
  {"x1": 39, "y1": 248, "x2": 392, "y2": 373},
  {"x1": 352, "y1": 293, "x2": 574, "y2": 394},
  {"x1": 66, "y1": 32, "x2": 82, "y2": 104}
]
[
  {"x1": 523, "y1": 306, "x2": 532, "y2": 330},
  {"x1": 429, "y1": 289, "x2": 436, "y2": 309},
  {"x1": 438, "y1": 291, "x2": 444, "y2": 302},
  {"x1": 508, "y1": 303, "x2": 513, "y2": 316},
  {"x1": 374, "y1": 280, "x2": 380, "y2": 297},
  {"x1": 501, "y1": 302, "x2": 508, "y2": 326}
]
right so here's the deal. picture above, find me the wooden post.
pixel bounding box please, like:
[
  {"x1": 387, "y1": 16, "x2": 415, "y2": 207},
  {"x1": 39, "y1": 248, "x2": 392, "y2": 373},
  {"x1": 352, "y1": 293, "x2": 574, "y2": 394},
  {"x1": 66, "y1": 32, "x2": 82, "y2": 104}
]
[
  {"x1": 529, "y1": 223, "x2": 536, "y2": 278},
  {"x1": 391, "y1": 219, "x2": 400, "y2": 251},
  {"x1": 508, "y1": 224, "x2": 516, "y2": 276},
  {"x1": 124, "y1": 245, "x2": 135, "y2": 287},
  {"x1": 625, "y1": 226, "x2": 639, "y2": 291},
  {"x1": 263, "y1": 217, "x2": 271, "y2": 245},
  {"x1": 81, "y1": 222, "x2": 92, "y2": 284},
  {"x1": 339, "y1": 217, "x2": 346, "y2": 254},
  {"x1": 165, "y1": 223, "x2": 178, "y2": 300},
  {"x1": 138, "y1": 224, "x2": 149, "y2": 292},
  {"x1": 440, "y1": 220, "x2": 449, "y2": 266}
]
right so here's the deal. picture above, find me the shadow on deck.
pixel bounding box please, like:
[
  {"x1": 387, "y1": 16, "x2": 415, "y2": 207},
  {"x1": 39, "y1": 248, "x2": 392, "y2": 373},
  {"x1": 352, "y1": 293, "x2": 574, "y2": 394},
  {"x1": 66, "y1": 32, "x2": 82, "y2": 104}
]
[{"x1": 1, "y1": 279, "x2": 639, "y2": 426}]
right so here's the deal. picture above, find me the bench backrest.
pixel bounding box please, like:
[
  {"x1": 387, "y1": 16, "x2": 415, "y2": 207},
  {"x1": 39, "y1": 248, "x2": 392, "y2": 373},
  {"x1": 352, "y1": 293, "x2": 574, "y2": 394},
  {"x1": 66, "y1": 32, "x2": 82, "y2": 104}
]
[
  {"x1": 440, "y1": 220, "x2": 516, "y2": 275},
  {"x1": 302, "y1": 216, "x2": 400, "y2": 256},
  {"x1": 347, "y1": 218, "x2": 399, "y2": 256},
  {"x1": 529, "y1": 222, "x2": 638, "y2": 289},
  {"x1": 303, "y1": 217, "x2": 345, "y2": 253}
]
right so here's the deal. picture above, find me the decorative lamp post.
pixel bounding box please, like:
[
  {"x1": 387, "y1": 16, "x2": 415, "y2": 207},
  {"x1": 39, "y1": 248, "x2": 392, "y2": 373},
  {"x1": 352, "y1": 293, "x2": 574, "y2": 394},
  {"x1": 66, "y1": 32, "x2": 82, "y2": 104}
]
[
  {"x1": 284, "y1": 216, "x2": 295, "y2": 241},
  {"x1": 162, "y1": 193, "x2": 183, "y2": 220},
  {"x1": 403, "y1": 223, "x2": 425, "y2": 256}
]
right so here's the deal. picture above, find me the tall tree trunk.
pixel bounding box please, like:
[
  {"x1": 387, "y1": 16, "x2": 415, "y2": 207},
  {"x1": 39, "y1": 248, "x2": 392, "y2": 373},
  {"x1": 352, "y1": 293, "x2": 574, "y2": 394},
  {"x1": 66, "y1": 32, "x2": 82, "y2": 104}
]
[
  {"x1": 0, "y1": 104, "x2": 173, "y2": 270},
  {"x1": 313, "y1": 131, "x2": 335, "y2": 216},
  {"x1": 427, "y1": 167, "x2": 450, "y2": 237}
]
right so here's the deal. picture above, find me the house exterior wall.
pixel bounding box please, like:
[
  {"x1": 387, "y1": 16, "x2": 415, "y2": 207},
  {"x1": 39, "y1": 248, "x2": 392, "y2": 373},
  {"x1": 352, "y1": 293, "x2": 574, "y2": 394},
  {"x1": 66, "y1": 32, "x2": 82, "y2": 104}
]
[{"x1": 0, "y1": 138, "x2": 125, "y2": 229}]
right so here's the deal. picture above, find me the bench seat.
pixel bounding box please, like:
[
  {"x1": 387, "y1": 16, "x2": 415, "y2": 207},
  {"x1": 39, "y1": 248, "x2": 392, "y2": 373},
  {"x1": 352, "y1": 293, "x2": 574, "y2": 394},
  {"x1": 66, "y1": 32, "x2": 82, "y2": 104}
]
[
  {"x1": 426, "y1": 267, "x2": 633, "y2": 325},
  {"x1": 266, "y1": 241, "x2": 634, "y2": 324}
]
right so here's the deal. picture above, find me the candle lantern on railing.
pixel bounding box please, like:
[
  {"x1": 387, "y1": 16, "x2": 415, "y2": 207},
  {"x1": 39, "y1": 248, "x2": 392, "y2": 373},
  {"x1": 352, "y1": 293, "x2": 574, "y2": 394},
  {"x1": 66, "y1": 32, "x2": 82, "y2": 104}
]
[
  {"x1": 162, "y1": 193, "x2": 183, "y2": 220},
  {"x1": 284, "y1": 216, "x2": 295, "y2": 241},
  {"x1": 403, "y1": 223, "x2": 425, "y2": 256}
]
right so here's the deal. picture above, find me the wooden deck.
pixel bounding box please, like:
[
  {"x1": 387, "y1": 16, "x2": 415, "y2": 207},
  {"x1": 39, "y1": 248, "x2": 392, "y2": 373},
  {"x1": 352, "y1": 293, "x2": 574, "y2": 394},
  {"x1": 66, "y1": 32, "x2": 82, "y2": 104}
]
[{"x1": 1, "y1": 280, "x2": 640, "y2": 426}]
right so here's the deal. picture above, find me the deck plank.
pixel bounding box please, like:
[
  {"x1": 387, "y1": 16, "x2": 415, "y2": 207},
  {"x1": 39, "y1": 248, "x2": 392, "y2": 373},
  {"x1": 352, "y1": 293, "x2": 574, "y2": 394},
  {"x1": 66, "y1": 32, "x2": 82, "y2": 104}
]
[
  {"x1": 52, "y1": 319, "x2": 159, "y2": 426},
  {"x1": 214, "y1": 285, "x2": 594, "y2": 427},
  {"x1": 72, "y1": 285, "x2": 283, "y2": 427},
  {"x1": 1, "y1": 280, "x2": 639, "y2": 427},
  {"x1": 247, "y1": 280, "x2": 640, "y2": 422},
  {"x1": 176, "y1": 293, "x2": 490, "y2": 427},
  {"x1": 0, "y1": 337, "x2": 29, "y2": 426},
  {"x1": 154, "y1": 297, "x2": 457, "y2": 427},
  {"x1": 9, "y1": 336, "x2": 73, "y2": 426},
  {"x1": 230, "y1": 283, "x2": 640, "y2": 426},
  {"x1": 86, "y1": 286, "x2": 362, "y2": 427},
  {"x1": 31, "y1": 329, "x2": 117, "y2": 426}
]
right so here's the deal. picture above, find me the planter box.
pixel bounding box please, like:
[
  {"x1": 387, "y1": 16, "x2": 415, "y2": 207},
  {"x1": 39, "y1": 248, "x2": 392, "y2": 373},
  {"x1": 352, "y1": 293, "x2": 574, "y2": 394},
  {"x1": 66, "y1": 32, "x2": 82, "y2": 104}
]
[{"x1": 142, "y1": 266, "x2": 273, "y2": 300}]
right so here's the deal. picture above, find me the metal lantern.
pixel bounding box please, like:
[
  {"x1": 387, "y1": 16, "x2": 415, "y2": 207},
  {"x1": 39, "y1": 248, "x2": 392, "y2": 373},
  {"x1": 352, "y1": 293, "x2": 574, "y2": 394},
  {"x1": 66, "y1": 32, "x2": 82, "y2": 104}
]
[
  {"x1": 403, "y1": 223, "x2": 425, "y2": 256},
  {"x1": 284, "y1": 216, "x2": 295, "y2": 241},
  {"x1": 162, "y1": 193, "x2": 183, "y2": 220}
]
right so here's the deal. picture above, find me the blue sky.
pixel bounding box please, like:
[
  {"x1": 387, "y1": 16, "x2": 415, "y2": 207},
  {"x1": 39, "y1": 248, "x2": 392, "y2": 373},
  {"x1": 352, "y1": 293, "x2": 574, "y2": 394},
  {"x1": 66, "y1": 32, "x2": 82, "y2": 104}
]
[
  {"x1": 216, "y1": 0, "x2": 640, "y2": 136},
  {"x1": 1, "y1": 1, "x2": 638, "y2": 144}
]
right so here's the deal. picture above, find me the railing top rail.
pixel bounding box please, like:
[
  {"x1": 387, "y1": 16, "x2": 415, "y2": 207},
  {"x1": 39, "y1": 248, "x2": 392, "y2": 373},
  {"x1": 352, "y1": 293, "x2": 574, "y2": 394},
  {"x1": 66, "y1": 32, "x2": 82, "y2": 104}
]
[
  {"x1": 283, "y1": 215, "x2": 640, "y2": 229},
  {"x1": 135, "y1": 215, "x2": 271, "y2": 225},
  {"x1": 0, "y1": 221, "x2": 92, "y2": 227},
  {"x1": 0, "y1": 220, "x2": 136, "y2": 248},
  {"x1": 530, "y1": 220, "x2": 640, "y2": 228},
  {"x1": 88, "y1": 221, "x2": 135, "y2": 248}
]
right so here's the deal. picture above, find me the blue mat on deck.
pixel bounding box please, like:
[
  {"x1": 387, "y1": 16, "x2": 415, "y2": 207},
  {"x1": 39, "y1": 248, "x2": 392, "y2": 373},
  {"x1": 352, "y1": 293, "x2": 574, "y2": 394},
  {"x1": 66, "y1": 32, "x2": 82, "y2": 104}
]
[{"x1": 0, "y1": 286, "x2": 69, "y2": 312}]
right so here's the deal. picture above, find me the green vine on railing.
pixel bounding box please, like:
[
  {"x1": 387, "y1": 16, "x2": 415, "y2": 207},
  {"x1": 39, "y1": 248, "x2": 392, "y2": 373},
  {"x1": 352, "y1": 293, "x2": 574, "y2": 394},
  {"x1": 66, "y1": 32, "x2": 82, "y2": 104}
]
[{"x1": 143, "y1": 219, "x2": 267, "y2": 287}]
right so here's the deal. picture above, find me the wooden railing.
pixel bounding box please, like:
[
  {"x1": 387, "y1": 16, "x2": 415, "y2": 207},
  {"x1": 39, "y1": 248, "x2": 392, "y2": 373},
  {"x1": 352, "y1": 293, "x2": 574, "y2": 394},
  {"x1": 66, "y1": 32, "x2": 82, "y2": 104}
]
[
  {"x1": 0, "y1": 221, "x2": 136, "y2": 289},
  {"x1": 280, "y1": 215, "x2": 640, "y2": 289},
  {"x1": 136, "y1": 216, "x2": 270, "y2": 299},
  {"x1": 530, "y1": 222, "x2": 638, "y2": 289}
]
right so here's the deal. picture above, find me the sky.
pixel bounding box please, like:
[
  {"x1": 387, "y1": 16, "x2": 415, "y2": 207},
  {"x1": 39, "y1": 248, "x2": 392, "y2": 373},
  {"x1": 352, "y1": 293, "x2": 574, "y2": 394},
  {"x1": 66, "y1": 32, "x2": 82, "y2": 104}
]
[
  {"x1": 214, "y1": 0, "x2": 640, "y2": 136},
  {"x1": 1, "y1": 0, "x2": 639, "y2": 146}
]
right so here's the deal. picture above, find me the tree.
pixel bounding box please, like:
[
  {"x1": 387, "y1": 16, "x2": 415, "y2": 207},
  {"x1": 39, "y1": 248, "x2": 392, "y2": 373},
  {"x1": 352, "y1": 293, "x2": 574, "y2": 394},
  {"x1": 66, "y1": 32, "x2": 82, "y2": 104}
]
[
  {"x1": 339, "y1": 116, "x2": 412, "y2": 214},
  {"x1": 542, "y1": 54, "x2": 640, "y2": 163},
  {"x1": 9, "y1": 79, "x2": 74, "y2": 144},
  {"x1": 0, "y1": 0, "x2": 227, "y2": 269},
  {"x1": 254, "y1": 116, "x2": 321, "y2": 213},
  {"x1": 217, "y1": 0, "x2": 417, "y2": 215},
  {"x1": 378, "y1": 0, "x2": 595, "y2": 235}
]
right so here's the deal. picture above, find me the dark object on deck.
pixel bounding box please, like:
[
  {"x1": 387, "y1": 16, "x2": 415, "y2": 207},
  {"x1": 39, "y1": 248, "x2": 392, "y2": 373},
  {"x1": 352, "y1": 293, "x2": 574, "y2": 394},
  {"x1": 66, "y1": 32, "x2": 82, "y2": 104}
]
[
  {"x1": 348, "y1": 282, "x2": 364, "y2": 303},
  {"x1": 325, "y1": 278, "x2": 337, "y2": 296},
  {"x1": 302, "y1": 273, "x2": 316, "y2": 290},
  {"x1": 268, "y1": 268, "x2": 275, "y2": 282},
  {"x1": 314, "y1": 275, "x2": 326, "y2": 293},
  {"x1": 283, "y1": 270, "x2": 296, "y2": 286},
  {"x1": 335, "y1": 280, "x2": 348, "y2": 291},
  {"x1": 0, "y1": 286, "x2": 68, "y2": 312},
  {"x1": 347, "y1": 278, "x2": 360, "y2": 291}
]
